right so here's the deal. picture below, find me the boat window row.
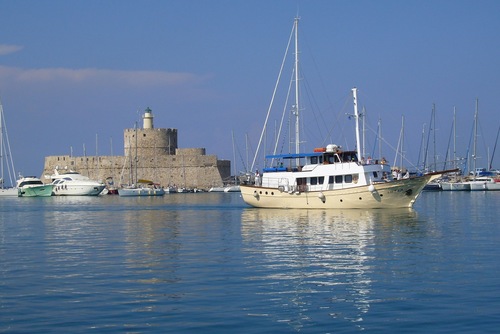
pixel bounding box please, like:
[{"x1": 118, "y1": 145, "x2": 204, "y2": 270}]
[
  {"x1": 309, "y1": 152, "x2": 358, "y2": 165},
  {"x1": 298, "y1": 174, "x2": 359, "y2": 186},
  {"x1": 18, "y1": 180, "x2": 44, "y2": 187}
]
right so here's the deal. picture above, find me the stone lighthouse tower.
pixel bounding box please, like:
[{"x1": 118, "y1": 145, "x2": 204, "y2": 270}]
[
  {"x1": 124, "y1": 107, "x2": 178, "y2": 158},
  {"x1": 143, "y1": 107, "x2": 154, "y2": 129}
]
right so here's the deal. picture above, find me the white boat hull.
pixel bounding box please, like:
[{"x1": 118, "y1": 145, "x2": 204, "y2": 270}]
[
  {"x1": 118, "y1": 187, "x2": 165, "y2": 197},
  {"x1": 469, "y1": 181, "x2": 488, "y2": 191},
  {"x1": 471, "y1": 178, "x2": 500, "y2": 191},
  {"x1": 241, "y1": 175, "x2": 434, "y2": 209},
  {"x1": 441, "y1": 178, "x2": 500, "y2": 191},
  {"x1": 52, "y1": 184, "x2": 105, "y2": 196},
  {"x1": 0, "y1": 188, "x2": 18, "y2": 197},
  {"x1": 485, "y1": 181, "x2": 500, "y2": 190},
  {"x1": 440, "y1": 182, "x2": 470, "y2": 191},
  {"x1": 18, "y1": 185, "x2": 54, "y2": 197}
]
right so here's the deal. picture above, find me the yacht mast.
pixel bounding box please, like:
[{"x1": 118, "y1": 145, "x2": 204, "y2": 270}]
[
  {"x1": 433, "y1": 103, "x2": 437, "y2": 171},
  {"x1": 453, "y1": 107, "x2": 457, "y2": 170},
  {"x1": 351, "y1": 88, "x2": 362, "y2": 160},
  {"x1": 0, "y1": 101, "x2": 3, "y2": 186},
  {"x1": 490, "y1": 125, "x2": 499, "y2": 171},
  {"x1": 472, "y1": 98, "x2": 478, "y2": 179},
  {"x1": 293, "y1": 17, "x2": 300, "y2": 156},
  {"x1": 362, "y1": 106, "x2": 366, "y2": 159}
]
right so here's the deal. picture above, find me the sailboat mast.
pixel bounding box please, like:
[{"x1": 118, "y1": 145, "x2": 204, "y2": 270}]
[
  {"x1": 362, "y1": 106, "x2": 366, "y2": 159},
  {"x1": 401, "y1": 115, "x2": 404, "y2": 169},
  {"x1": 231, "y1": 130, "x2": 237, "y2": 183},
  {"x1": 433, "y1": 103, "x2": 437, "y2": 171},
  {"x1": 378, "y1": 118, "x2": 382, "y2": 159},
  {"x1": 473, "y1": 98, "x2": 478, "y2": 179},
  {"x1": 453, "y1": 107, "x2": 457, "y2": 170},
  {"x1": 135, "y1": 121, "x2": 138, "y2": 185},
  {"x1": 0, "y1": 102, "x2": 3, "y2": 186},
  {"x1": 490, "y1": 125, "x2": 500, "y2": 170},
  {"x1": 351, "y1": 88, "x2": 362, "y2": 160},
  {"x1": 293, "y1": 17, "x2": 300, "y2": 156}
]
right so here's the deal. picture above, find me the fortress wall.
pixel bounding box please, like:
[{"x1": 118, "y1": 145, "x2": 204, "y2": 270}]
[{"x1": 42, "y1": 153, "x2": 231, "y2": 190}]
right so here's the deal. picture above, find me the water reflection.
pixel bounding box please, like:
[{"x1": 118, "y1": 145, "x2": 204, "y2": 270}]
[{"x1": 240, "y1": 208, "x2": 417, "y2": 331}]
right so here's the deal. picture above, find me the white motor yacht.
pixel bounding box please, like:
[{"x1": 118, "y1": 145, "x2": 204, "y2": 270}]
[
  {"x1": 17, "y1": 176, "x2": 53, "y2": 197},
  {"x1": 50, "y1": 169, "x2": 105, "y2": 196}
]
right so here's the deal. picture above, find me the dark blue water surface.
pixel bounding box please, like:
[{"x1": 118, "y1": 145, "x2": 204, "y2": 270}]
[{"x1": 0, "y1": 191, "x2": 499, "y2": 333}]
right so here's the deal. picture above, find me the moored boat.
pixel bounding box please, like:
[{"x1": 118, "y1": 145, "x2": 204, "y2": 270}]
[
  {"x1": 17, "y1": 176, "x2": 53, "y2": 197},
  {"x1": 49, "y1": 169, "x2": 105, "y2": 196},
  {"x1": 118, "y1": 184, "x2": 165, "y2": 197},
  {"x1": 118, "y1": 179, "x2": 165, "y2": 196},
  {"x1": 440, "y1": 180, "x2": 471, "y2": 191},
  {"x1": 469, "y1": 176, "x2": 500, "y2": 191},
  {"x1": 240, "y1": 146, "x2": 449, "y2": 209}
]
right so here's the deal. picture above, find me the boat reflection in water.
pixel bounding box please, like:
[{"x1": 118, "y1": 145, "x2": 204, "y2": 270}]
[{"x1": 240, "y1": 208, "x2": 417, "y2": 331}]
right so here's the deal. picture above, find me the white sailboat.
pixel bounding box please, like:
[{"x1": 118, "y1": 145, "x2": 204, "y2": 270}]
[
  {"x1": 240, "y1": 18, "x2": 453, "y2": 209},
  {"x1": 0, "y1": 98, "x2": 18, "y2": 196}
]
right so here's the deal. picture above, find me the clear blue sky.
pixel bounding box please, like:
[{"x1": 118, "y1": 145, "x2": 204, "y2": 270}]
[{"x1": 1, "y1": 0, "x2": 499, "y2": 178}]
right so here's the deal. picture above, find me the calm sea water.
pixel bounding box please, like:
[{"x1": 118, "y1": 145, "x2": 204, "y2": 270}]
[{"x1": 0, "y1": 191, "x2": 499, "y2": 333}]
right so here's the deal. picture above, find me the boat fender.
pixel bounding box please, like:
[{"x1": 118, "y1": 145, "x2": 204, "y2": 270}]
[
  {"x1": 318, "y1": 192, "x2": 326, "y2": 203},
  {"x1": 253, "y1": 190, "x2": 259, "y2": 199},
  {"x1": 368, "y1": 184, "x2": 376, "y2": 193}
]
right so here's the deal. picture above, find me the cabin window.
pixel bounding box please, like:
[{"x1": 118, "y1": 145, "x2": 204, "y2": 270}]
[
  {"x1": 335, "y1": 175, "x2": 343, "y2": 184},
  {"x1": 345, "y1": 175, "x2": 353, "y2": 183},
  {"x1": 329, "y1": 176, "x2": 334, "y2": 184},
  {"x1": 372, "y1": 171, "x2": 378, "y2": 178},
  {"x1": 309, "y1": 176, "x2": 325, "y2": 185},
  {"x1": 311, "y1": 156, "x2": 318, "y2": 164},
  {"x1": 297, "y1": 177, "x2": 307, "y2": 192}
]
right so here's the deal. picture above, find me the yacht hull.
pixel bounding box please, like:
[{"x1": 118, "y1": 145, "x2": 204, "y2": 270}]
[
  {"x1": 440, "y1": 182, "x2": 470, "y2": 191},
  {"x1": 18, "y1": 185, "x2": 54, "y2": 197},
  {"x1": 241, "y1": 174, "x2": 435, "y2": 209},
  {"x1": 118, "y1": 187, "x2": 165, "y2": 196},
  {"x1": 52, "y1": 184, "x2": 105, "y2": 196},
  {"x1": 0, "y1": 188, "x2": 18, "y2": 196}
]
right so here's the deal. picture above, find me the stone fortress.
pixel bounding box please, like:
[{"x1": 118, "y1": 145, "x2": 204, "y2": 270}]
[{"x1": 41, "y1": 108, "x2": 231, "y2": 190}]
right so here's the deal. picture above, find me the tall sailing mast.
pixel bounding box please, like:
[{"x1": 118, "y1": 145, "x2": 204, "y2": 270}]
[
  {"x1": 472, "y1": 98, "x2": 478, "y2": 179},
  {"x1": 351, "y1": 88, "x2": 362, "y2": 160},
  {"x1": 293, "y1": 17, "x2": 300, "y2": 156},
  {"x1": 250, "y1": 18, "x2": 298, "y2": 172}
]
